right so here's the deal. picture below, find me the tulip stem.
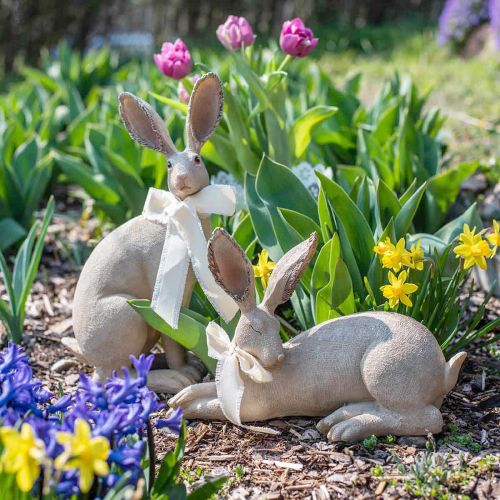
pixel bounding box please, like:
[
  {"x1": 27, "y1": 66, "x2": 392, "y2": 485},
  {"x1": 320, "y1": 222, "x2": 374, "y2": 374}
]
[
  {"x1": 277, "y1": 54, "x2": 292, "y2": 72},
  {"x1": 277, "y1": 314, "x2": 299, "y2": 336}
]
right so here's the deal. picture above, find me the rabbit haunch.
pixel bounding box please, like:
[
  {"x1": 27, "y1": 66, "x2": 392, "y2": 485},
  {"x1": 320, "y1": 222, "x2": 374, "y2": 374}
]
[
  {"x1": 169, "y1": 229, "x2": 467, "y2": 442},
  {"x1": 65, "y1": 74, "x2": 235, "y2": 394}
]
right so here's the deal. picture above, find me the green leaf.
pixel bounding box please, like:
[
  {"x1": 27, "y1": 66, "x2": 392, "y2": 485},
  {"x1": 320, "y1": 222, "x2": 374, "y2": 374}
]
[
  {"x1": 377, "y1": 179, "x2": 401, "y2": 230},
  {"x1": 188, "y1": 477, "x2": 229, "y2": 500},
  {"x1": 54, "y1": 152, "x2": 120, "y2": 205},
  {"x1": 0, "y1": 250, "x2": 15, "y2": 312},
  {"x1": 152, "y1": 422, "x2": 186, "y2": 494},
  {"x1": 427, "y1": 162, "x2": 479, "y2": 215},
  {"x1": 264, "y1": 110, "x2": 290, "y2": 166},
  {"x1": 312, "y1": 235, "x2": 354, "y2": 321},
  {"x1": 434, "y1": 203, "x2": 482, "y2": 243},
  {"x1": 311, "y1": 238, "x2": 333, "y2": 299},
  {"x1": 234, "y1": 56, "x2": 274, "y2": 111},
  {"x1": 330, "y1": 259, "x2": 355, "y2": 317},
  {"x1": 224, "y1": 90, "x2": 260, "y2": 175},
  {"x1": 317, "y1": 186, "x2": 333, "y2": 243},
  {"x1": 256, "y1": 155, "x2": 318, "y2": 223},
  {"x1": 278, "y1": 208, "x2": 321, "y2": 243},
  {"x1": 12, "y1": 137, "x2": 39, "y2": 185},
  {"x1": 316, "y1": 172, "x2": 374, "y2": 277},
  {"x1": 149, "y1": 92, "x2": 188, "y2": 114},
  {"x1": 12, "y1": 221, "x2": 38, "y2": 300},
  {"x1": 16, "y1": 197, "x2": 55, "y2": 323},
  {"x1": 290, "y1": 106, "x2": 337, "y2": 158},
  {"x1": 373, "y1": 99, "x2": 399, "y2": 144},
  {"x1": 394, "y1": 182, "x2": 426, "y2": 238},
  {"x1": 67, "y1": 105, "x2": 95, "y2": 146},
  {"x1": 245, "y1": 173, "x2": 281, "y2": 260},
  {"x1": 232, "y1": 213, "x2": 256, "y2": 258},
  {"x1": 128, "y1": 300, "x2": 217, "y2": 372},
  {"x1": 21, "y1": 153, "x2": 54, "y2": 227},
  {"x1": 407, "y1": 233, "x2": 448, "y2": 255},
  {"x1": 0, "y1": 218, "x2": 26, "y2": 250}
]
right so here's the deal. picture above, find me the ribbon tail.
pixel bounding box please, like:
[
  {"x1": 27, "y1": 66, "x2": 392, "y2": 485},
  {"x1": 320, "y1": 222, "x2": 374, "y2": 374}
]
[
  {"x1": 174, "y1": 206, "x2": 239, "y2": 323},
  {"x1": 151, "y1": 224, "x2": 190, "y2": 329},
  {"x1": 216, "y1": 357, "x2": 244, "y2": 426}
]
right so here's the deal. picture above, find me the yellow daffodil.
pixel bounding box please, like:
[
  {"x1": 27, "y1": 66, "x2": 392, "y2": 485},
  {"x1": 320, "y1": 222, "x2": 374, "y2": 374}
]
[
  {"x1": 486, "y1": 219, "x2": 499, "y2": 257},
  {"x1": 55, "y1": 419, "x2": 110, "y2": 493},
  {"x1": 381, "y1": 238, "x2": 412, "y2": 272},
  {"x1": 409, "y1": 240, "x2": 425, "y2": 271},
  {"x1": 373, "y1": 237, "x2": 392, "y2": 255},
  {"x1": 453, "y1": 224, "x2": 491, "y2": 270},
  {"x1": 0, "y1": 423, "x2": 45, "y2": 492},
  {"x1": 380, "y1": 270, "x2": 419, "y2": 308},
  {"x1": 253, "y1": 249, "x2": 276, "y2": 288}
]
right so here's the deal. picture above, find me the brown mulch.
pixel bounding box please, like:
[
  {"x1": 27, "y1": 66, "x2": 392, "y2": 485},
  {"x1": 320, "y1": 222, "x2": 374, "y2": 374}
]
[{"x1": 0, "y1": 211, "x2": 499, "y2": 499}]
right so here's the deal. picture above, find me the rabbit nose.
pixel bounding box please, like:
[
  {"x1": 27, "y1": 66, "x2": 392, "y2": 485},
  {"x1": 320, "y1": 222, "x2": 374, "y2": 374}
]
[{"x1": 176, "y1": 175, "x2": 188, "y2": 188}]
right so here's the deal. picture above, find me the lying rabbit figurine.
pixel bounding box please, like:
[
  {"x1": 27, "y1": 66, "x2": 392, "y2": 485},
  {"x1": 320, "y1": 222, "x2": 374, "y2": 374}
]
[
  {"x1": 65, "y1": 74, "x2": 238, "y2": 393},
  {"x1": 169, "y1": 228, "x2": 467, "y2": 442}
]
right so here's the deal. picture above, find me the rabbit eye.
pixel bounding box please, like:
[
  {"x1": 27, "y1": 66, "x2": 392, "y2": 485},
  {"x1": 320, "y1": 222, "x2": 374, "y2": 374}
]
[
  {"x1": 167, "y1": 160, "x2": 172, "y2": 169},
  {"x1": 194, "y1": 155, "x2": 201, "y2": 165}
]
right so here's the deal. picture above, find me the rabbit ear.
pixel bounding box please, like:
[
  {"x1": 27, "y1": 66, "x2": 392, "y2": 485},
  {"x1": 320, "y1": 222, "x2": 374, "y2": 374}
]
[
  {"x1": 186, "y1": 73, "x2": 224, "y2": 153},
  {"x1": 262, "y1": 233, "x2": 318, "y2": 313},
  {"x1": 207, "y1": 228, "x2": 255, "y2": 313},
  {"x1": 119, "y1": 92, "x2": 177, "y2": 156}
]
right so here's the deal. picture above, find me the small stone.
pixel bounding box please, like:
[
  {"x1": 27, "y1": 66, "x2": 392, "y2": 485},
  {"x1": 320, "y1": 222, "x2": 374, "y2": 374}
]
[
  {"x1": 329, "y1": 452, "x2": 352, "y2": 464},
  {"x1": 461, "y1": 174, "x2": 487, "y2": 193},
  {"x1": 64, "y1": 373, "x2": 80, "y2": 386},
  {"x1": 462, "y1": 383, "x2": 473, "y2": 393},
  {"x1": 51, "y1": 358, "x2": 79, "y2": 373},
  {"x1": 398, "y1": 437, "x2": 427, "y2": 448},
  {"x1": 49, "y1": 318, "x2": 73, "y2": 336},
  {"x1": 302, "y1": 428, "x2": 321, "y2": 440}
]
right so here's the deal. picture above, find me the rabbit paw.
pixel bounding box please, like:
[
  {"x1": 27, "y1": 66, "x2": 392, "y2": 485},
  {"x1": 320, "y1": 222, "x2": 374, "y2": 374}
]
[
  {"x1": 147, "y1": 369, "x2": 194, "y2": 394},
  {"x1": 168, "y1": 382, "x2": 216, "y2": 409}
]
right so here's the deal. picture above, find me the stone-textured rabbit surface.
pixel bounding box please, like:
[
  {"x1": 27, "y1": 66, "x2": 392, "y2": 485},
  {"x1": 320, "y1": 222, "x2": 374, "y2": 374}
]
[
  {"x1": 170, "y1": 229, "x2": 467, "y2": 442},
  {"x1": 65, "y1": 74, "x2": 225, "y2": 393}
]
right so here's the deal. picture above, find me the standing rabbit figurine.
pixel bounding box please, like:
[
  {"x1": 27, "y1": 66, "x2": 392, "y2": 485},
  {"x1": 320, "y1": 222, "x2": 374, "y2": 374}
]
[
  {"x1": 64, "y1": 73, "x2": 239, "y2": 393},
  {"x1": 169, "y1": 228, "x2": 467, "y2": 442}
]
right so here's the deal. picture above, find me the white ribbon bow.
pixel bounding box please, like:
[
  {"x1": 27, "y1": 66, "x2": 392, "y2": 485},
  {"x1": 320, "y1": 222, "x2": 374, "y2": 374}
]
[
  {"x1": 143, "y1": 186, "x2": 239, "y2": 329},
  {"x1": 207, "y1": 322, "x2": 278, "y2": 434}
]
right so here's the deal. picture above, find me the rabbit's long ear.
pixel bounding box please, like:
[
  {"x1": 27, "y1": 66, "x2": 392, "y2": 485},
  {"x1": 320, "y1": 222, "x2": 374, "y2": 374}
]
[
  {"x1": 119, "y1": 92, "x2": 177, "y2": 156},
  {"x1": 207, "y1": 228, "x2": 255, "y2": 313},
  {"x1": 186, "y1": 73, "x2": 224, "y2": 153},
  {"x1": 262, "y1": 233, "x2": 318, "y2": 313}
]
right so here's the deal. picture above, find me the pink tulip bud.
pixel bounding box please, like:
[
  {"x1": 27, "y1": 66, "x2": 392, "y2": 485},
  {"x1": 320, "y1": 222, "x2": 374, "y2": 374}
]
[
  {"x1": 154, "y1": 38, "x2": 192, "y2": 80},
  {"x1": 216, "y1": 15, "x2": 256, "y2": 51},
  {"x1": 280, "y1": 18, "x2": 318, "y2": 57},
  {"x1": 178, "y1": 75, "x2": 200, "y2": 103}
]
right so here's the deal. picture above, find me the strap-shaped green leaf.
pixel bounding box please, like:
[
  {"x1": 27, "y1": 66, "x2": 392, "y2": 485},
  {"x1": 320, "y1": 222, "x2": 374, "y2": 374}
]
[
  {"x1": 128, "y1": 299, "x2": 217, "y2": 373},
  {"x1": 290, "y1": 105, "x2": 337, "y2": 158},
  {"x1": 317, "y1": 172, "x2": 374, "y2": 278}
]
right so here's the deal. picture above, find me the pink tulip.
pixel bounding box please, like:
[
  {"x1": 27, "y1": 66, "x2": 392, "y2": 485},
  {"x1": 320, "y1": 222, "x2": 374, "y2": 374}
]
[
  {"x1": 154, "y1": 38, "x2": 192, "y2": 80},
  {"x1": 216, "y1": 15, "x2": 256, "y2": 51},
  {"x1": 178, "y1": 75, "x2": 200, "y2": 103},
  {"x1": 280, "y1": 18, "x2": 318, "y2": 57}
]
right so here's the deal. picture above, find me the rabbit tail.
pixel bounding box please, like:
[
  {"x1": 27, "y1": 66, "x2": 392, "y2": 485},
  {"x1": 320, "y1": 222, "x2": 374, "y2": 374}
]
[{"x1": 443, "y1": 352, "x2": 467, "y2": 394}]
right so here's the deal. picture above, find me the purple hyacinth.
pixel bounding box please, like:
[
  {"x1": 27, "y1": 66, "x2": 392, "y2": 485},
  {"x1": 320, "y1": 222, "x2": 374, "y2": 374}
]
[
  {"x1": 157, "y1": 407, "x2": 183, "y2": 435},
  {"x1": 0, "y1": 345, "x2": 168, "y2": 495},
  {"x1": 490, "y1": 0, "x2": 500, "y2": 48},
  {"x1": 438, "y1": 0, "x2": 491, "y2": 46}
]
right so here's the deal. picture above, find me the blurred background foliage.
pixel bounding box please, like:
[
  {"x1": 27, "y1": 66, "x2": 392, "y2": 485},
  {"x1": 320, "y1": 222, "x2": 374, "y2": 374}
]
[
  {"x1": 0, "y1": 0, "x2": 498, "y2": 352},
  {"x1": 0, "y1": 0, "x2": 447, "y2": 72}
]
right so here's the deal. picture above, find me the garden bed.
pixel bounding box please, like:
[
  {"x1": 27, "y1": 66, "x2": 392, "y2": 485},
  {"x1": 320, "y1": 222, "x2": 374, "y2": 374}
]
[{"x1": 3, "y1": 210, "x2": 498, "y2": 499}]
